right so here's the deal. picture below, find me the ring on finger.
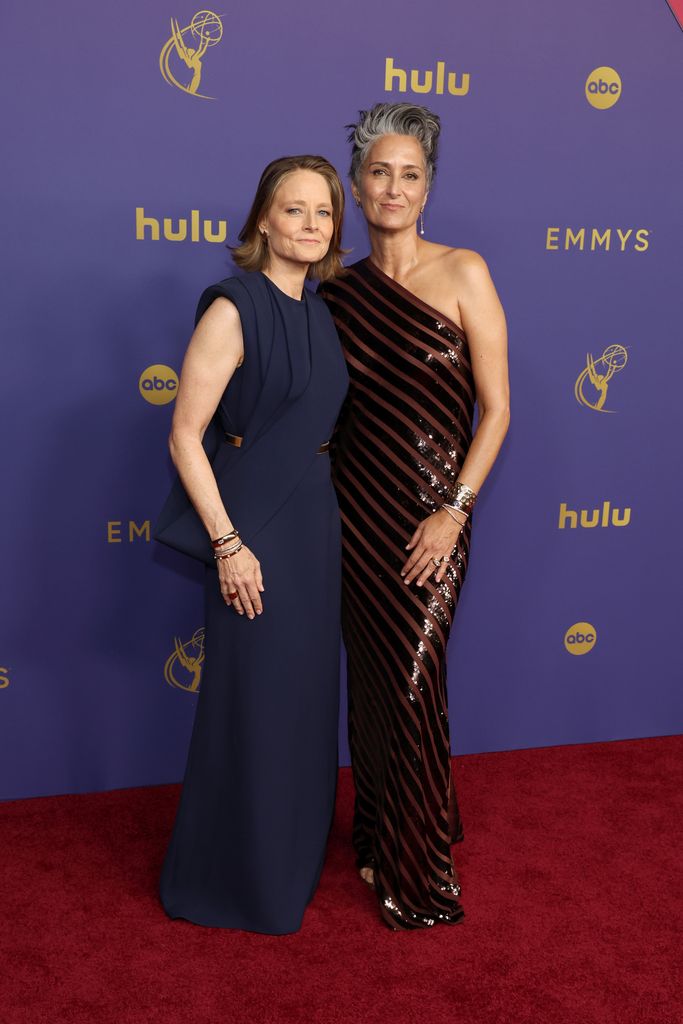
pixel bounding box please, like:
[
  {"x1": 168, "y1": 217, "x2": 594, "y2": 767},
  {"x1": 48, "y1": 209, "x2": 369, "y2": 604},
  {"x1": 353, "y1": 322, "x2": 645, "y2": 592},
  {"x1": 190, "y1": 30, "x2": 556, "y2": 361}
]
[
  {"x1": 228, "y1": 591, "x2": 238, "y2": 600},
  {"x1": 432, "y1": 557, "x2": 442, "y2": 567}
]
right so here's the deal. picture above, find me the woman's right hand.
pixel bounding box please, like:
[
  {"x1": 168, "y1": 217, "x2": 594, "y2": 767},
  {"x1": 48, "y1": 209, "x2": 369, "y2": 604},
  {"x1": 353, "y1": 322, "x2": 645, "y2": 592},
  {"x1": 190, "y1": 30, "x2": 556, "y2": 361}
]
[{"x1": 217, "y1": 546, "x2": 264, "y2": 619}]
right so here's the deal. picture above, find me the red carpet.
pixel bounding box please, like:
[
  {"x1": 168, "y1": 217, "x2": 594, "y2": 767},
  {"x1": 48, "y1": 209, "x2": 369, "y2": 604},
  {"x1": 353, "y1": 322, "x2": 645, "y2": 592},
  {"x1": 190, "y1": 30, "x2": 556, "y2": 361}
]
[{"x1": 1, "y1": 736, "x2": 680, "y2": 1024}]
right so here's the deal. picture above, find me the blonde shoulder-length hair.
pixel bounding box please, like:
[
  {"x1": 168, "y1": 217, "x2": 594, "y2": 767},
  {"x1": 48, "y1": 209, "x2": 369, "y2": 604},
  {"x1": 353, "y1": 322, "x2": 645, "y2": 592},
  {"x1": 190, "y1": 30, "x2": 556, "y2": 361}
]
[{"x1": 232, "y1": 155, "x2": 346, "y2": 282}]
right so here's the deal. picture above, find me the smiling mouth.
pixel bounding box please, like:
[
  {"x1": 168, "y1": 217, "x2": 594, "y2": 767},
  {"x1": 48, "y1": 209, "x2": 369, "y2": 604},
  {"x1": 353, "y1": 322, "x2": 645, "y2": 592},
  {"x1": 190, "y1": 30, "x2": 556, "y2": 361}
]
[{"x1": 380, "y1": 204, "x2": 404, "y2": 210}]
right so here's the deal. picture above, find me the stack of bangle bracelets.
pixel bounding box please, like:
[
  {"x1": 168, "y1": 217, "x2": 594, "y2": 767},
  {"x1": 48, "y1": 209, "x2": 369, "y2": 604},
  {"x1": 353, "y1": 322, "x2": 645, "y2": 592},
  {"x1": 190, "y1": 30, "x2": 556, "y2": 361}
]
[
  {"x1": 211, "y1": 529, "x2": 243, "y2": 560},
  {"x1": 210, "y1": 487, "x2": 476, "y2": 560},
  {"x1": 440, "y1": 481, "x2": 477, "y2": 525}
]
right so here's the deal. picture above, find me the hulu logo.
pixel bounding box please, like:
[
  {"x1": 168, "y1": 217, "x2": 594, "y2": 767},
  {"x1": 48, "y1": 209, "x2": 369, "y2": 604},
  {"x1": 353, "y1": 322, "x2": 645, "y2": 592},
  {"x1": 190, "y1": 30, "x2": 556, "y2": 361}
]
[
  {"x1": 384, "y1": 58, "x2": 470, "y2": 97},
  {"x1": 135, "y1": 207, "x2": 227, "y2": 243},
  {"x1": 558, "y1": 501, "x2": 631, "y2": 529}
]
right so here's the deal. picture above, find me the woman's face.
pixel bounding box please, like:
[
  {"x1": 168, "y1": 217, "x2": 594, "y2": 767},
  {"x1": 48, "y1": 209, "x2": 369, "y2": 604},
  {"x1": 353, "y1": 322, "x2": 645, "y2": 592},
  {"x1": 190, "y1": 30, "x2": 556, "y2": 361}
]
[
  {"x1": 260, "y1": 169, "x2": 335, "y2": 268},
  {"x1": 354, "y1": 134, "x2": 428, "y2": 234}
]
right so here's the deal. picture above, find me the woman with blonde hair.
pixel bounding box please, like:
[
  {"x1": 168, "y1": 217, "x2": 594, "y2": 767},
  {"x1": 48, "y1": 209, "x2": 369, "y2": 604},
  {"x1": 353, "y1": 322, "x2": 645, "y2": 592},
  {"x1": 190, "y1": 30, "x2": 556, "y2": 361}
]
[{"x1": 156, "y1": 155, "x2": 348, "y2": 934}]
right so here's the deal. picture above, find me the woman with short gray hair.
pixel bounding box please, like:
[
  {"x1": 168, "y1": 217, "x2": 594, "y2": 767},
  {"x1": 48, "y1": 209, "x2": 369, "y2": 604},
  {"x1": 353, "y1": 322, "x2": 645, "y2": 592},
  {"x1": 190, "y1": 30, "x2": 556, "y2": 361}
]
[{"x1": 320, "y1": 103, "x2": 510, "y2": 930}]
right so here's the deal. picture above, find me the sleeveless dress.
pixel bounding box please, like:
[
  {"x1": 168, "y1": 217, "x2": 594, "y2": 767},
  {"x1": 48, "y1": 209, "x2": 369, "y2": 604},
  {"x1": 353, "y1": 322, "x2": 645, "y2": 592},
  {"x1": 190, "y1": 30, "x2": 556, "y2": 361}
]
[
  {"x1": 158, "y1": 273, "x2": 348, "y2": 934},
  {"x1": 319, "y1": 258, "x2": 475, "y2": 929}
]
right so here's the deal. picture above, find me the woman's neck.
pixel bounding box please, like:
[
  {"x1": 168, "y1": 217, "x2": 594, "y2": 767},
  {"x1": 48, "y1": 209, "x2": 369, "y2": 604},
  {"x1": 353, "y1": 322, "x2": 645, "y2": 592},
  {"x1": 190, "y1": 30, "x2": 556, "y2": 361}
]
[
  {"x1": 367, "y1": 227, "x2": 423, "y2": 280},
  {"x1": 261, "y1": 255, "x2": 308, "y2": 300}
]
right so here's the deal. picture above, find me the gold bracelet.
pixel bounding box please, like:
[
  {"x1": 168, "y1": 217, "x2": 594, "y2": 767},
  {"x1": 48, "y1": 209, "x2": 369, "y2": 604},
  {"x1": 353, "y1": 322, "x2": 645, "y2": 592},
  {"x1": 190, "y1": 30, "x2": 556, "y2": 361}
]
[{"x1": 448, "y1": 481, "x2": 477, "y2": 513}]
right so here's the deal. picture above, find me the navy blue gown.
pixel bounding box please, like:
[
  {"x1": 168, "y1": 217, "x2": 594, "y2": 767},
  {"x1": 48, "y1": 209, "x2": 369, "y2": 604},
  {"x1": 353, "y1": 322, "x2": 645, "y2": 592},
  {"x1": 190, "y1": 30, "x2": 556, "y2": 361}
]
[{"x1": 157, "y1": 272, "x2": 348, "y2": 934}]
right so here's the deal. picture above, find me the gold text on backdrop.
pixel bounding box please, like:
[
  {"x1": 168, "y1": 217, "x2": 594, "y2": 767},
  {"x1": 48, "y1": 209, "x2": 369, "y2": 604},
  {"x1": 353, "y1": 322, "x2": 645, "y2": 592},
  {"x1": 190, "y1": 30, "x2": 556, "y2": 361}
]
[
  {"x1": 384, "y1": 58, "x2": 470, "y2": 96},
  {"x1": 107, "y1": 521, "x2": 151, "y2": 543},
  {"x1": 135, "y1": 208, "x2": 227, "y2": 243},
  {"x1": 558, "y1": 502, "x2": 631, "y2": 529},
  {"x1": 546, "y1": 228, "x2": 649, "y2": 252}
]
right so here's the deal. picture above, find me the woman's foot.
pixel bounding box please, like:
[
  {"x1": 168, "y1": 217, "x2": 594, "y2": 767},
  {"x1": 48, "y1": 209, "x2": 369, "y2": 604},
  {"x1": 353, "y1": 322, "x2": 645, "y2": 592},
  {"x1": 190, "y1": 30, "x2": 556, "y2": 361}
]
[{"x1": 359, "y1": 866, "x2": 375, "y2": 889}]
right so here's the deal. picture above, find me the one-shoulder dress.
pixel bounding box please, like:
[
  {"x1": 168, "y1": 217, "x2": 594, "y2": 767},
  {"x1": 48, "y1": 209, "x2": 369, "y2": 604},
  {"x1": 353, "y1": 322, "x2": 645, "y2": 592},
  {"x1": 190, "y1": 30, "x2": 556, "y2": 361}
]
[
  {"x1": 157, "y1": 272, "x2": 348, "y2": 934},
  {"x1": 320, "y1": 258, "x2": 475, "y2": 929}
]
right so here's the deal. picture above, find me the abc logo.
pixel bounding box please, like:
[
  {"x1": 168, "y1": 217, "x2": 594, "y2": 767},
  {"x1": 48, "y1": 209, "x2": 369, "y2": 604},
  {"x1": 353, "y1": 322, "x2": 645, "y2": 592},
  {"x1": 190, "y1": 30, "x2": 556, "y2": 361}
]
[
  {"x1": 585, "y1": 67, "x2": 621, "y2": 109},
  {"x1": 564, "y1": 622, "x2": 597, "y2": 656},
  {"x1": 138, "y1": 364, "x2": 179, "y2": 405}
]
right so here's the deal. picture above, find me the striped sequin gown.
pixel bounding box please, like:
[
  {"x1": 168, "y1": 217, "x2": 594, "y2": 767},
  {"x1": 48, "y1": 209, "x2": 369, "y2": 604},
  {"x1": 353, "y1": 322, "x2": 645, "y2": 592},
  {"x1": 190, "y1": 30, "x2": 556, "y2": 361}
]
[{"x1": 320, "y1": 258, "x2": 475, "y2": 929}]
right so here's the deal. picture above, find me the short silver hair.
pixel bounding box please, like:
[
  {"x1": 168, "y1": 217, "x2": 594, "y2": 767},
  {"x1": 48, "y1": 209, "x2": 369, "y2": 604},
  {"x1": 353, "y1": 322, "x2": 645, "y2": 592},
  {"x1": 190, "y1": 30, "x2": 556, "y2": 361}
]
[{"x1": 347, "y1": 102, "x2": 441, "y2": 189}]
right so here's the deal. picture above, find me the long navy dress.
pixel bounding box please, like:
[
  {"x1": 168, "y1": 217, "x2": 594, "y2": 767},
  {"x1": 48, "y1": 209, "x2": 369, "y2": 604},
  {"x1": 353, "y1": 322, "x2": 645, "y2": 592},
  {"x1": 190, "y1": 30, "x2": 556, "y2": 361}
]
[{"x1": 157, "y1": 272, "x2": 348, "y2": 934}]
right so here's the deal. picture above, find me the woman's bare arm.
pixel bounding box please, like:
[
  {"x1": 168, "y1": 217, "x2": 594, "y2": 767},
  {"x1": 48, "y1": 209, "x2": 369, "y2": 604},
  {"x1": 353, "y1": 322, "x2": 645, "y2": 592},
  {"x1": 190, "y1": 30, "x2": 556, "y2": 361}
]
[
  {"x1": 169, "y1": 297, "x2": 244, "y2": 540},
  {"x1": 402, "y1": 251, "x2": 510, "y2": 586},
  {"x1": 454, "y1": 250, "x2": 510, "y2": 492}
]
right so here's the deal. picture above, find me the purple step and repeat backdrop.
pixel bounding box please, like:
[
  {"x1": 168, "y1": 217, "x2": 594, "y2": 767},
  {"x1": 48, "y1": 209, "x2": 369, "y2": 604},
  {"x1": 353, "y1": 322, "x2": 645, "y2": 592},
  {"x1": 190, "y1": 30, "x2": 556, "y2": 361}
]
[{"x1": 2, "y1": 1, "x2": 682, "y2": 800}]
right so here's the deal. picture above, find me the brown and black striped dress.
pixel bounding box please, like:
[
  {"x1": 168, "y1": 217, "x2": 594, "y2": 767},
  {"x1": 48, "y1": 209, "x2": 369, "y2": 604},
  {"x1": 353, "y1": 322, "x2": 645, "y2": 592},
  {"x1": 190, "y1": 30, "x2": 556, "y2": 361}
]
[{"x1": 320, "y1": 257, "x2": 475, "y2": 929}]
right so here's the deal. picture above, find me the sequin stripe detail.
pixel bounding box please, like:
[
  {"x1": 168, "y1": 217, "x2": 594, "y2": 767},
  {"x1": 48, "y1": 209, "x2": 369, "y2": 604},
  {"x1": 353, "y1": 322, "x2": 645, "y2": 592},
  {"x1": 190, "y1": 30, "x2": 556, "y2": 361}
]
[
  {"x1": 341, "y1": 341, "x2": 473, "y2": 468},
  {"x1": 342, "y1": 561, "x2": 464, "y2": 928},
  {"x1": 337, "y1": 444, "x2": 464, "y2": 629},
  {"x1": 347, "y1": 282, "x2": 470, "y2": 382},
  {"x1": 344, "y1": 380, "x2": 468, "y2": 504},
  {"x1": 336, "y1": 445, "x2": 471, "y2": 639},
  {"x1": 338, "y1": 529, "x2": 453, "y2": 799},
  {"x1": 339, "y1": 265, "x2": 471, "y2": 360},
  {"x1": 346, "y1": 390, "x2": 469, "y2": 502},
  {"x1": 338, "y1": 334, "x2": 473, "y2": 467},
  {"x1": 336, "y1": 472, "x2": 452, "y2": 670},
  {"x1": 343, "y1": 599, "x2": 458, "y2": 894},
  {"x1": 342, "y1": 604, "x2": 454, "y2": 863},
  {"x1": 343, "y1": 672, "x2": 465, "y2": 922},
  {"x1": 340, "y1": 281, "x2": 474, "y2": 417},
  {"x1": 343, "y1": 654, "x2": 444, "y2": 889},
  {"x1": 358, "y1": 259, "x2": 469, "y2": 344},
  {"x1": 347, "y1": 640, "x2": 427, "y2": 784},
  {"x1": 340, "y1": 563, "x2": 439, "y2": 760},
  {"x1": 337, "y1": 454, "x2": 462, "y2": 634},
  {"x1": 349, "y1": 714, "x2": 420, "y2": 870},
  {"x1": 346, "y1": 633, "x2": 424, "y2": 769},
  {"x1": 338, "y1": 500, "x2": 451, "y2": 758},
  {"x1": 385, "y1": 839, "x2": 464, "y2": 926},
  {"x1": 342, "y1": 585, "x2": 458, "y2": 847},
  {"x1": 378, "y1": 864, "x2": 463, "y2": 931},
  {"x1": 340, "y1": 419, "x2": 448, "y2": 539},
  {"x1": 339, "y1": 538, "x2": 454, "y2": 805},
  {"x1": 346, "y1": 672, "x2": 449, "y2": 871},
  {"x1": 331, "y1": 295, "x2": 475, "y2": 429},
  {"x1": 338, "y1": 527, "x2": 458, "y2": 852},
  {"x1": 322, "y1": 261, "x2": 471, "y2": 929},
  {"x1": 349, "y1": 690, "x2": 453, "y2": 892},
  {"x1": 329, "y1": 283, "x2": 474, "y2": 408}
]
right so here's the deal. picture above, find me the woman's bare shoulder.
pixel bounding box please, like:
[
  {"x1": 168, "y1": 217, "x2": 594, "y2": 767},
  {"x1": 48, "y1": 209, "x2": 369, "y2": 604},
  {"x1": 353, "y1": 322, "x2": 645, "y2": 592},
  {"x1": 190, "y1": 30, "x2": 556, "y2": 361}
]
[{"x1": 429, "y1": 244, "x2": 490, "y2": 280}]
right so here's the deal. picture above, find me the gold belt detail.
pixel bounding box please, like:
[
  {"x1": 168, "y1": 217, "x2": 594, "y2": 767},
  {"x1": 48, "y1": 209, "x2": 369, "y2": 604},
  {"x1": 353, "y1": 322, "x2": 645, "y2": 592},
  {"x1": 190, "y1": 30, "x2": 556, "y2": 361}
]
[{"x1": 224, "y1": 431, "x2": 330, "y2": 454}]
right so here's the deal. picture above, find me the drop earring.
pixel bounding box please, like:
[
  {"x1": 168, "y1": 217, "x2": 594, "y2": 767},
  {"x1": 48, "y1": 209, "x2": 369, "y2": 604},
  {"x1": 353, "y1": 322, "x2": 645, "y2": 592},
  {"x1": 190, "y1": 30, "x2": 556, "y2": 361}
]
[{"x1": 419, "y1": 208, "x2": 425, "y2": 236}]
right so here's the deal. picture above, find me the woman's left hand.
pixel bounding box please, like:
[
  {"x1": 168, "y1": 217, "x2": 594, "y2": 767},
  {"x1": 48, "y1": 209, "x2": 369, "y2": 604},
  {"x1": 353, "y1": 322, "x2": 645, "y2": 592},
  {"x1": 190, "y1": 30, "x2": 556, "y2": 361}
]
[{"x1": 401, "y1": 509, "x2": 464, "y2": 586}]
